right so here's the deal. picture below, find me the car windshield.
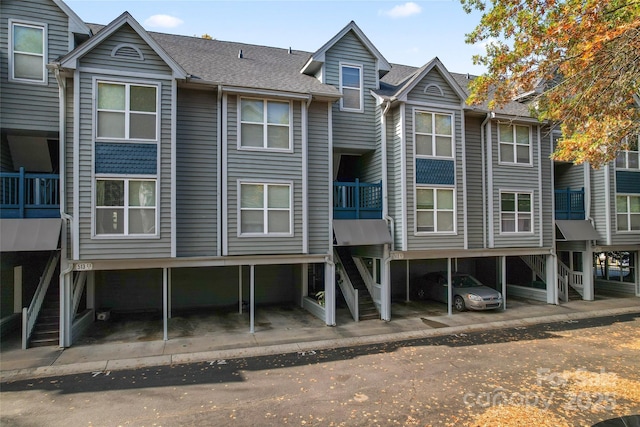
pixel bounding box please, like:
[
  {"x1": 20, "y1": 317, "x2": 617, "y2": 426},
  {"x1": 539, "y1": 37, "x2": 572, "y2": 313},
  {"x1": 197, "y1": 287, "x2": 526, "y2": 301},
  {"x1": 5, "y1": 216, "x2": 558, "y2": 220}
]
[{"x1": 452, "y1": 275, "x2": 482, "y2": 288}]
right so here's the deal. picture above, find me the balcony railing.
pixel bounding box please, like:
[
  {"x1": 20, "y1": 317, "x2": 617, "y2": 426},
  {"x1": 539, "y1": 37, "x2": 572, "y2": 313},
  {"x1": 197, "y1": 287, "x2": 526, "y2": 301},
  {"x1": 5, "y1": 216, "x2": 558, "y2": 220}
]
[
  {"x1": 1, "y1": 168, "x2": 60, "y2": 218},
  {"x1": 333, "y1": 179, "x2": 382, "y2": 219},
  {"x1": 555, "y1": 187, "x2": 585, "y2": 220}
]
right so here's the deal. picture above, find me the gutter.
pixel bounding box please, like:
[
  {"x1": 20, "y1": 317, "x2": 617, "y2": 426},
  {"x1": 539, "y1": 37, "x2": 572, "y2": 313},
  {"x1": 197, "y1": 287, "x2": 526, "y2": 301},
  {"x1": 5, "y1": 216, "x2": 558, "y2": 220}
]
[{"x1": 380, "y1": 99, "x2": 395, "y2": 251}]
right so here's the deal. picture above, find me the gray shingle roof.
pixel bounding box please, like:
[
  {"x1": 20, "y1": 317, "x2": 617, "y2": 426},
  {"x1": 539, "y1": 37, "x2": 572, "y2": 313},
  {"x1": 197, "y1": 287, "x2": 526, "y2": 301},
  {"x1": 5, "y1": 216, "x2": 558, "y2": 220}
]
[{"x1": 87, "y1": 23, "x2": 340, "y2": 99}]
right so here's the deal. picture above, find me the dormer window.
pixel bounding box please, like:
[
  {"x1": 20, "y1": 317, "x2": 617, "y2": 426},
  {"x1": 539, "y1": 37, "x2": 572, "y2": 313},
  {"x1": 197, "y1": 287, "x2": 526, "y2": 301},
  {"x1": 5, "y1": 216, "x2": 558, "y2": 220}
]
[
  {"x1": 9, "y1": 20, "x2": 46, "y2": 84},
  {"x1": 339, "y1": 63, "x2": 363, "y2": 112}
]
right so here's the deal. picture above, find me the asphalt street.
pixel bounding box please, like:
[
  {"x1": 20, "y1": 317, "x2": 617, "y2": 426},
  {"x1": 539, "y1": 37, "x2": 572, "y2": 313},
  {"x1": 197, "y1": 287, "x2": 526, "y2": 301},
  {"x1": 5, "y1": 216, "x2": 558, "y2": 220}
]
[{"x1": 1, "y1": 312, "x2": 639, "y2": 426}]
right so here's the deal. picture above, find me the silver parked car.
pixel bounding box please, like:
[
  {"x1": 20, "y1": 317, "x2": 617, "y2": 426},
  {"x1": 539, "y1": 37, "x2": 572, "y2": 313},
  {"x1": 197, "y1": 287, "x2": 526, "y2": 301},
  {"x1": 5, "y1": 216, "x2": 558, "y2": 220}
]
[{"x1": 418, "y1": 272, "x2": 503, "y2": 312}]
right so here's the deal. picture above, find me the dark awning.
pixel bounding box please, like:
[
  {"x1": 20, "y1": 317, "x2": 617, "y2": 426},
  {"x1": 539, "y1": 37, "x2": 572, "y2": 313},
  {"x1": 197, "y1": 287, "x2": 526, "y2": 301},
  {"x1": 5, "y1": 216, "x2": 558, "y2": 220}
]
[
  {"x1": 555, "y1": 220, "x2": 599, "y2": 241},
  {"x1": 333, "y1": 219, "x2": 392, "y2": 246},
  {"x1": 0, "y1": 219, "x2": 61, "y2": 251}
]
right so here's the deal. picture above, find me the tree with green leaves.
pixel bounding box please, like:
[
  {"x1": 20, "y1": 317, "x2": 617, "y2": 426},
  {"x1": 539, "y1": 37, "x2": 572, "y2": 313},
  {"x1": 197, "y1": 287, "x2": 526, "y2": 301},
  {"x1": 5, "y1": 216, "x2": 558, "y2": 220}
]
[{"x1": 461, "y1": 0, "x2": 640, "y2": 167}]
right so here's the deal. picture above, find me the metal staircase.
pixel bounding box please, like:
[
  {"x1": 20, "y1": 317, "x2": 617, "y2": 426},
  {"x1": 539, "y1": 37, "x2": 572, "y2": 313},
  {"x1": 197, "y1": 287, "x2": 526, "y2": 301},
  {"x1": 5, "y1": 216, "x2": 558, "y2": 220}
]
[
  {"x1": 22, "y1": 251, "x2": 60, "y2": 348},
  {"x1": 335, "y1": 247, "x2": 379, "y2": 320}
]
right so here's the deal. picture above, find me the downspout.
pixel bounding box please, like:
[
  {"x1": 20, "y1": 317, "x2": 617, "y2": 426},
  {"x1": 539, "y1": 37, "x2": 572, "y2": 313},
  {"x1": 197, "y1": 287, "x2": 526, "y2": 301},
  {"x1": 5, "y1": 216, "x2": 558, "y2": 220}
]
[
  {"x1": 381, "y1": 99, "x2": 395, "y2": 250},
  {"x1": 217, "y1": 85, "x2": 222, "y2": 257},
  {"x1": 53, "y1": 65, "x2": 74, "y2": 348},
  {"x1": 380, "y1": 99, "x2": 394, "y2": 321},
  {"x1": 480, "y1": 113, "x2": 491, "y2": 248}
]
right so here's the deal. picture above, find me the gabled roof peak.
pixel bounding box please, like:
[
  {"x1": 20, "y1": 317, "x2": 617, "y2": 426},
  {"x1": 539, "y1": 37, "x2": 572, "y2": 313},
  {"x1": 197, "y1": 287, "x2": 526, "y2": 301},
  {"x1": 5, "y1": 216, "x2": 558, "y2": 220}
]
[{"x1": 301, "y1": 21, "x2": 391, "y2": 78}]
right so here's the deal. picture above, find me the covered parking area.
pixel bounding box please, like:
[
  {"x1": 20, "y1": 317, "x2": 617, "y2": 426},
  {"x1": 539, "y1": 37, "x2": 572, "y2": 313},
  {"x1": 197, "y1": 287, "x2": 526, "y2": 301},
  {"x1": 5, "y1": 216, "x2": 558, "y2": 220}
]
[
  {"x1": 66, "y1": 254, "x2": 334, "y2": 347},
  {"x1": 388, "y1": 249, "x2": 556, "y2": 317}
]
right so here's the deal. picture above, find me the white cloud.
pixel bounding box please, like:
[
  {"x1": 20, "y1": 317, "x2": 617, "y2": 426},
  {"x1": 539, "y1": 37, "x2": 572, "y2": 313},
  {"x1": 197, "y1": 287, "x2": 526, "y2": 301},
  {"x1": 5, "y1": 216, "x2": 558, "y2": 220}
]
[
  {"x1": 144, "y1": 14, "x2": 184, "y2": 29},
  {"x1": 381, "y1": 2, "x2": 422, "y2": 18}
]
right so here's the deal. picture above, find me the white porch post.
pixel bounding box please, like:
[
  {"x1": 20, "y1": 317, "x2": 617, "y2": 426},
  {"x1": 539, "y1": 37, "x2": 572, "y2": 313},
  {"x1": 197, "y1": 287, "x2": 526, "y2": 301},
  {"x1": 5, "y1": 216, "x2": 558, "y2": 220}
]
[
  {"x1": 500, "y1": 256, "x2": 507, "y2": 311},
  {"x1": 447, "y1": 258, "x2": 453, "y2": 316},
  {"x1": 168, "y1": 268, "x2": 172, "y2": 319},
  {"x1": 582, "y1": 245, "x2": 594, "y2": 301},
  {"x1": 162, "y1": 268, "x2": 168, "y2": 341},
  {"x1": 325, "y1": 261, "x2": 336, "y2": 326},
  {"x1": 546, "y1": 254, "x2": 558, "y2": 304},
  {"x1": 250, "y1": 265, "x2": 255, "y2": 334},
  {"x1": 60, "y1": 268, "x2": 72, "y2": 347},
  {"x1": 381, "y1": 246, "x2": 391, "y2": 321},
  {"x1": 13, "y1": 266, "x2": 22, "y2": 314},
  {"x1": 301, "y1": 263, "x2": 308, "y2": 307}
]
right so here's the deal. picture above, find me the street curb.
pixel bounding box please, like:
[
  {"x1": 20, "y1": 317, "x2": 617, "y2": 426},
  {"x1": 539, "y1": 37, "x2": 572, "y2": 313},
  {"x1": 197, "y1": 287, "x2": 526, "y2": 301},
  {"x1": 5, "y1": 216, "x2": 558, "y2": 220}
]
[{"x1": 2, "y1": 307, "x2": 638, "y2": 383}]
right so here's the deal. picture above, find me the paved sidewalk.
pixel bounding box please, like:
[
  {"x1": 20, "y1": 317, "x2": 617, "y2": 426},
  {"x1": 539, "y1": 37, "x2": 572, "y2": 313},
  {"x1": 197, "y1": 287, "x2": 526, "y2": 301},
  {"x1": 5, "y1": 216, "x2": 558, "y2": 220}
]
[{"x1": 1, "y1": 296, "x2": 638, "y2": 382}]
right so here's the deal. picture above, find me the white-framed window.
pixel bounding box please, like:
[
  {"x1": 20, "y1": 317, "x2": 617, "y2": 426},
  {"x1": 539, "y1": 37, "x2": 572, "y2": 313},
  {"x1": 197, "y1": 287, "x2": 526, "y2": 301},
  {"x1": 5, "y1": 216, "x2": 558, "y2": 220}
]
[
  {"x1": 616, "y1": 194, "x2": 640, "y2": 232},
  {"x1": 499, "y1": 123, "x2": 531, "y2": 165},
  {"x1": 95, "y1": 178, "x2": 157, "y2": 236},
  {"x1": 96, "y1": 81, "x2": 158, "y2": 141},
  {"x1": 414, "y1": 110, "x2": 453, "y2": 158},
  {"x1": 239, "y1": 98, "x2": 291, "y2": 151},
  {"x1": 416, "y1": 187, "x2": 455, "y2": 233},
  {"x1": 615, "y1": 134, "x2": 639, "y2": 170},
  {"x1": 9, "y1": 20, "x2": 46, "y2": 84},
  {"x1": 239, "y1": 182, "x2": 292, "y2": 236},
  {"x1": 339, "y1": 63, "x2": 363, "y2": 112},
  {"x1": 500, "y1": 191, "x2": 533, "y2": 233}
]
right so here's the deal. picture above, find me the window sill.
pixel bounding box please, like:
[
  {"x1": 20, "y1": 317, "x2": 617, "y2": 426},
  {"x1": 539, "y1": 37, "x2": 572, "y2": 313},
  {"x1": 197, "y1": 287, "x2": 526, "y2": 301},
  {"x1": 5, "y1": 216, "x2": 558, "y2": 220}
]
[{"x1": 92, "y1": 234, "x2": 160, "y2": 240}]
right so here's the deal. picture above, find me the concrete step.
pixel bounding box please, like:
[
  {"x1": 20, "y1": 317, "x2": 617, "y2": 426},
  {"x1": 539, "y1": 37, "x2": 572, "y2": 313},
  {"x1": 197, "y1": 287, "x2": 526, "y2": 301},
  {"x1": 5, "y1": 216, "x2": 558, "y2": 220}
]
[{"x1": 30, "y1": 337, "x2": 59, "y2": 348}]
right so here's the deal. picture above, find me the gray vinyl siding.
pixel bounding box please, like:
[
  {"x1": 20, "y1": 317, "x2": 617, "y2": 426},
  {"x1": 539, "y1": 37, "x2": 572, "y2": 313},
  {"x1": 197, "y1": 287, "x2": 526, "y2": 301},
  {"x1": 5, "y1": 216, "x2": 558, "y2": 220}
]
[
  {"x1": 464, "y1": 115, "x2": 485, "y2": 249},
  {"x1": 360, "y1": 107, "x2": 383, "y2": 184},
  {"x1": 0, "y1": 0, "x2": 70, "y2": 132},
  {"x1": 489, "y1": 121, "x2": 545, "y2": 248},
  {"x1": 64, "y1": 77, "x2": 74, "y2": 259},
  {"x1": 555, "y1": 163, "x2": 585, "y2": 191},
  {"x1": 406, "y1": 105, "x2": 465, "y2": 250},
  {"x1": 79, "y1": 25, "x2": 172, "y2": 75},
  {"x1": 540, "y1": 127, "x2": 554, "y2": 247},
  {"x1": 387, "y1": 107, "x2": 403, "y2": 249},
  {"x1": 406, "y1": 68, "x2": 462, "y2": 105},
  {"x1": 590, "y1": 167, "x2": 608, "y2": 242},
  {"x1": 176, "y1": 87, "x2": 218, "y2": 257},
  {"x1": 325, "y1": 31, "x2": 377, "y2": 151},
  {"x1": 307, "y1": 101, "x2": 331, "y2": 255},
  {"x1": 225, "y1": 95, "x2": 304, "y2": 255}
]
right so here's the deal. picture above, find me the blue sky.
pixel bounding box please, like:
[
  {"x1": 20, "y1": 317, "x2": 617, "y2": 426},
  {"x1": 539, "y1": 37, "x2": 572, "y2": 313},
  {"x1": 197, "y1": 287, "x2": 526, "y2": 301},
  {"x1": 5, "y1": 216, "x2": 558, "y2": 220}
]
[{"x1": 65, "y1": 0, "x2": 488, "y2": 75}]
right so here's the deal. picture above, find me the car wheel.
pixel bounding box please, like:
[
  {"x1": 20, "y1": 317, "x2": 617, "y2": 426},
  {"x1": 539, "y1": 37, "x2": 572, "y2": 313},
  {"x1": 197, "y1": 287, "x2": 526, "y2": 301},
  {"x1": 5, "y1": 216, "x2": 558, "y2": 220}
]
[{"x1": 454, "y1": 296, "x2": 466, "y2": 312}]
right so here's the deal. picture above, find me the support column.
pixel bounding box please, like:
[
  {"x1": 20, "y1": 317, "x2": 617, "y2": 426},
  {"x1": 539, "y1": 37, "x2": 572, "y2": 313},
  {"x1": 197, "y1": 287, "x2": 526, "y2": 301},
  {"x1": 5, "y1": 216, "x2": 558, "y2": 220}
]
[
  {"x1": 163, "y1": 268, "x2": 168, "y2": 341},
  {"x1": 250, "y1": 265, "x2": 255, "y2": 334},
  {"x1": 324, "y1": 261, "x2": 336, "y2": 326},
  {"x1": 381, "y1": 246, "x2": 391, "y2": 321},
  {"x1": 546, "y1": 254, "x2": 558, "y2": 304},
  {"x1": 447, "y1": 258, "x2": 453, "y2": 316},
  {"x1": 582, "y1": 246, "x2": 594, "y2": 301},
  {"x1": 13, "y1": 266, "x2": 22, "y2": 314},
  {"x1": 301, "y1": 263, "x2": 308, "y2": 307},
  {"x1": 238, "y1": 266, "x2": 243, "y2": 314},
  {"x1": 405, "y1": 259, "x2": 410, "y2": 302},
  {"x1": 60, "y1": 268, "x2": 72, "y2": 347},
  {"x1": 500, "y1": 256, "x2": 507, "y2": 311}
]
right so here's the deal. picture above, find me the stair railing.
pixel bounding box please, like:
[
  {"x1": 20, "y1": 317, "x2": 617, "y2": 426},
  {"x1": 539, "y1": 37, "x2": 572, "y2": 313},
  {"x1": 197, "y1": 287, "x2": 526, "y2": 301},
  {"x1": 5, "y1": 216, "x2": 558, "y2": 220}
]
[
  {"x1": 353, "y1": 257, "x2": 381, "y2": 313},
  {"x1": 557, "y1": 259, "x2": 584, "y2": 297},
  {"x1": 334, "y1": 249, "x2": 359, "y2": 322},
  {"x1": 22, "y1": 251, "x2": 60, "y2": 349}
]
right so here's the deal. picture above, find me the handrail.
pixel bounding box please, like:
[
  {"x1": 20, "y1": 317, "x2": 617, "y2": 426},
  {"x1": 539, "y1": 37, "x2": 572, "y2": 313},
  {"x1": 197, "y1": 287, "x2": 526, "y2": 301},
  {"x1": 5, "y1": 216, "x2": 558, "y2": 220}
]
[
  {"x1": 557, "y1": 259, "x2": 584, "y2": 296},
  {"x1": 333, "y1": 249, "x2": 359, "y2": 322},
  {"x1": 22, "y1": 251, "x2": 60, "y2": 349},
  {"x1": 353, "y1": 257, "x2": 382, "y2": 311}
]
